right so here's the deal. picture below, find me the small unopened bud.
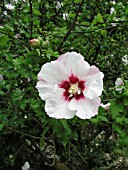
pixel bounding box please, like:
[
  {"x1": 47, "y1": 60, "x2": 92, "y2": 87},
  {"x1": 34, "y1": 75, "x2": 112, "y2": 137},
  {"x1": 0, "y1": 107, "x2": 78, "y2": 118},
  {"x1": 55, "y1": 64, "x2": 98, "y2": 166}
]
[
  {"x1": 115, "y1": 78, "x2": 124, "y2": 91},
  {"x1": 22, "y1": 161, "x2": 30, "y2": 170},
  {"x1": 30, "y1": 38, "x2": 40, "y2": 47}
]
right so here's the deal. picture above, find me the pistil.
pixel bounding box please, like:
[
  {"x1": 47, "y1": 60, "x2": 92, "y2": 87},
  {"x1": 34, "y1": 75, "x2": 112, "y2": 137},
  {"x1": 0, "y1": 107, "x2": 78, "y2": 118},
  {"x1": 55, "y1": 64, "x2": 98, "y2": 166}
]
[{"x1": 68, "y1": 83, "x2": 80, "y2": 95}]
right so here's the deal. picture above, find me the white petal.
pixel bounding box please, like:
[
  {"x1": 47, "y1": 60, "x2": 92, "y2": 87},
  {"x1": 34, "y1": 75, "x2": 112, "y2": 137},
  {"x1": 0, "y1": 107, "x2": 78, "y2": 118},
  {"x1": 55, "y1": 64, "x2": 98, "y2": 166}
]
[
  {"x1": 57, "y1": 52, "x2": 84, "y2": 74},
  {"x1": 115, "y1": 87, "x2": 123, "y2": 91},
  {"x1": 36, "y1": 81, "x2": 53, "y2": 100},
  {"x1": 75, "y1": 60, "x2": 90, "y2": 80},
  {"x1": 38, "y1": 61, "x2": 69, "y2": 84},
  {"x1": 100, "y1": 103, "x2": 111, "y2": 110},
  {"x1": 68, "y1": 97, "x2": 101, "y2": 119},
  {"x1": 110, "y1": 7, "x2": 116, "y2": 15},
  {"x1": 5, "y1": 4, "x2": 15, "y2": 10},
  {"x1": 36, "y1": 61, "x2": 69, "y2": 100},
  {"x1": 83, "y1": 66, "x2": 104, "y2": 99},
  {"x1": 45, "y1": 88, "x2": 75, "y2": 119}
]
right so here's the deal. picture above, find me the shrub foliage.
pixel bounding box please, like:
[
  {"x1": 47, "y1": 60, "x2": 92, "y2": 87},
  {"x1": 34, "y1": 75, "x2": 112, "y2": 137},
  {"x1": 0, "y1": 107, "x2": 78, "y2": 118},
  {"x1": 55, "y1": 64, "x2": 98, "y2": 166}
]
[{"x1": 0, "y1": 0, "x2": 128, "y2": 169}]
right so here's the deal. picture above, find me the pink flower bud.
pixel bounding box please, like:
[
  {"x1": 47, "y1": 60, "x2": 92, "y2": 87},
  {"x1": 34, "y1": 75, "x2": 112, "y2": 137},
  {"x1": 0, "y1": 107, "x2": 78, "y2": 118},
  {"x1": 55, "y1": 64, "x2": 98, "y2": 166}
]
[{"x1": 30, "y1": 38, "x2": 40, "y2": 47}]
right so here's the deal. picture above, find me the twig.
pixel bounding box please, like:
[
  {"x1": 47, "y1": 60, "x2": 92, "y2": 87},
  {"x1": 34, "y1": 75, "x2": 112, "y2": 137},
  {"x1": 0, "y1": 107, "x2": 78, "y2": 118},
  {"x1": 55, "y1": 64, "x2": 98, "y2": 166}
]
[
  {"x1": 86, "y1": 126, "x2": 103, "y2": 143},
  {"x1": 0, "y1": 30, "x2": 29, "y2": 48},
  {"x1": 47, "y1": 139, "x2": 56, "y2": 166},
  {"x1": 6, "y1": 126, "x2": 40, "y2": 139},
  {"x1": 71, "y1": 144, "x2": 87, "y2": 164},
  {"x1": 29, "y1": 0, "x2": 33, "y2": 38},
  {"x1": 31, "y1": 115, "x2": 43, "y2": 128},
  {"x1": 58, "y1": 0, "x2": 85, "y2": 52},
  {"x1": 14, "y1": 144, "x2": 25, "y2": 156}
]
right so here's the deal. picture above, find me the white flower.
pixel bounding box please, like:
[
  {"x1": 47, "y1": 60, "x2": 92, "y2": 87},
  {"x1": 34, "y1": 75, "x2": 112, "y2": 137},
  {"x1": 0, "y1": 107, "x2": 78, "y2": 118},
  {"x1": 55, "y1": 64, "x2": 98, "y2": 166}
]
[
  {"x1": 115, "y1": 78, "x2": 124, "y2": 91},
  {"x1": 110, "y1": 1, "x2": 116, "y2": 5},
  {"x1": 0, "y1": 26, "x2": 4, "y2": 29},
  {"x1": 110, "y1": 7, "x2": 116, "y2": 15},
  {"x1": 100, "y1": 103, "x2": 111, "y2": 110},
  {"x1": 36, "y1": 52, "x2": 104, "y2": 119},
  {"x1": 5, "y1": 4, "x2": 15, "y2": 10},
  {"x1": 110, "y1": 7, "x2": 116, "y2": 26},
  {"x1": 56, "y1": 2, "x2": 63, "y2": 10},
  {"x1": 21, "y1": 162, "x2": 30, "y2": 170},
  {"x1": 4, "y1": 11, "x2": 7, "y2": 16},
  {"x1": 122, "y1": 55, "x2": 128, "y2": 65},
  {"x1": 63, "y1": 13, "x2": 68, "y2": 20}
]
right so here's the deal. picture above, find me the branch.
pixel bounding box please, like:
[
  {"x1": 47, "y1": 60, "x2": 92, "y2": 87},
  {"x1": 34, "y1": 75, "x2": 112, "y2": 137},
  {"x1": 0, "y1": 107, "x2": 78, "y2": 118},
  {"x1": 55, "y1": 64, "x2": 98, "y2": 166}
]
[
  {"x1": 6, "y1": 126, "x2": 40, "y2": 140},
  {"x1": 85, "y1": 125, "x2": 103, "y2": 143},
  {"x1": 0, "y1": 30, "x2": 29, "y2": 48},
  {"x1": 58, "y1": 0, "x2": 85, "y2": 52}
]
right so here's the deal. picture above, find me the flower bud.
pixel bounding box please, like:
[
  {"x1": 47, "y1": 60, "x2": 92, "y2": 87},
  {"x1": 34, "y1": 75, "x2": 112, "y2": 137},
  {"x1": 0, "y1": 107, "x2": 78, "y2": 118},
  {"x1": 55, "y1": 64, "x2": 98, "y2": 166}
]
[
  {"x1": 22, "y1": 161, "x2": 30, "y2": 170},
  {"x1": 115, "y1": 78, "x2": 124, "y2": 91},
  {"x1": 30, "y1": 38, "x2": 40, "y2": 47}
]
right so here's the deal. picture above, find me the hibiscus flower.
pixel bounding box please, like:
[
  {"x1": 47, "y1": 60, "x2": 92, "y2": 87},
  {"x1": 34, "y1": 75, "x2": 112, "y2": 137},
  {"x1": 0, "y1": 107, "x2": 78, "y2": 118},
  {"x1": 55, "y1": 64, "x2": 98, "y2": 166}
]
[
  {"x1": 36, "y1": 52, "x2": 104, "y2": 119},
  {"x1": 5, "y1": 4, "x2": 15, "y2": 10}
]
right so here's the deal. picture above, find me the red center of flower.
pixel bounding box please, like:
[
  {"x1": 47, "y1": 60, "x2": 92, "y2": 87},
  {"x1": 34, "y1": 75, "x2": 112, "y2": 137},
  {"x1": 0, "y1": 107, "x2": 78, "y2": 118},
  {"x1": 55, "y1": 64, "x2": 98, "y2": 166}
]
[{"x1": 59, "y1": 74, "x2": 85, "y2": 101}]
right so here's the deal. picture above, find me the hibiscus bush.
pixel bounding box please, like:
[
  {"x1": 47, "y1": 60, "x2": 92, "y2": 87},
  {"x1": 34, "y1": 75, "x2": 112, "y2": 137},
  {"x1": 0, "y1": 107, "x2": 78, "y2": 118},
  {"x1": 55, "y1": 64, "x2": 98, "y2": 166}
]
[{"x1": 0, "y1": 0, "x2": 128, "y2": 169}]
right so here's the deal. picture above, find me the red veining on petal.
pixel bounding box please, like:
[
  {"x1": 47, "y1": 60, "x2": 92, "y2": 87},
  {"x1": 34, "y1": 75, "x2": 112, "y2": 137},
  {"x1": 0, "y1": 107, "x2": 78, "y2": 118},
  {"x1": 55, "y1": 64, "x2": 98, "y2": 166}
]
[
  {"x1": 59, "y1": 81, "x2": 70, "y2": 90},
  {"x1": 59, "y1": 74, "x2": 85, "y2": 102},
  {"x1": 79, "y1": 80, "x2": 85, "y2": 91},
  {"x1": 69, "y1": 74, "x2": 79, "y2": 84},
  {"x1": 63, "y1": 91, "x2": 70, "y2": 101},
  {"x1": 75, "y1": 92, "x2": 85, "y2": 100}
]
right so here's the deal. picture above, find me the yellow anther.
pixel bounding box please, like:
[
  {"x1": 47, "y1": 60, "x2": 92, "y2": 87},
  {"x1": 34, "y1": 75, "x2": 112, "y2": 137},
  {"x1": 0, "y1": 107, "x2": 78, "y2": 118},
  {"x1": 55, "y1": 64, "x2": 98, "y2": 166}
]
[{"x1": 68, "y1": 83, "x2": 79, "y2": 95}]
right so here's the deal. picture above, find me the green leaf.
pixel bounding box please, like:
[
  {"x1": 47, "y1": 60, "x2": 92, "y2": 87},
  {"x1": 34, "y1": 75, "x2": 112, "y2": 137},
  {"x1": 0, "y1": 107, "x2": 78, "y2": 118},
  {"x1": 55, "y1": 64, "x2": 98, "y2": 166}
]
[
  {"x1": 0, "y1": 123, "x2": 4, "y2": 131},
  {"x1": 98, "y1": 115, "x2": 108, "y2": 122},
  {"x1": 49, "y1": 119, "x2": 71, "y2": 146},
  {"x1": 116, "y1": 117, "x2": 124, "y2": 124},
  {"x1": 125, "y1": 7, "x2": 128, "y2": 15},
  {"x1": 124, "y1": 98, "x2": 128, "y2": 105},
  {"x1": 97, "y1": 13, "x2": 103, "y2": 23},
  {"x1": 101, "y1": 30, "x2": 107, "y2": 37},
  {"x1": 74, "y1": 0, "x2": 81, "y2": 2},
  {"x1": 110, "y1": 101, "x2": 124, "y2": 118},
  {"x1": 40, "y1": 126, "x2": 49, "y2": 148},
  {"x1": 112, "y1": 124, "x2": 122, "y2": 134},
  {"x1": 0, "y1": 91, "x2": 4, "y2": 96},
  {"x1": 0, "y1": 35, "x2": 9, "y2": 46},
  {"x1": 114, "y1": 148, "x2": 125, "y2": 155},
  {"x1": 92, "y1": 13, "x2": 103, "y2": 24}
]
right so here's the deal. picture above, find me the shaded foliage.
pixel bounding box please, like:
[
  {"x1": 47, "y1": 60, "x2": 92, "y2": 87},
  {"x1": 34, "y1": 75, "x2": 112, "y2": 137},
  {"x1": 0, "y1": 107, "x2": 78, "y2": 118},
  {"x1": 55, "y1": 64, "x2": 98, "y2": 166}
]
[{"x1": 0, "y1": 0, "x2": 128, "y2": 169}]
